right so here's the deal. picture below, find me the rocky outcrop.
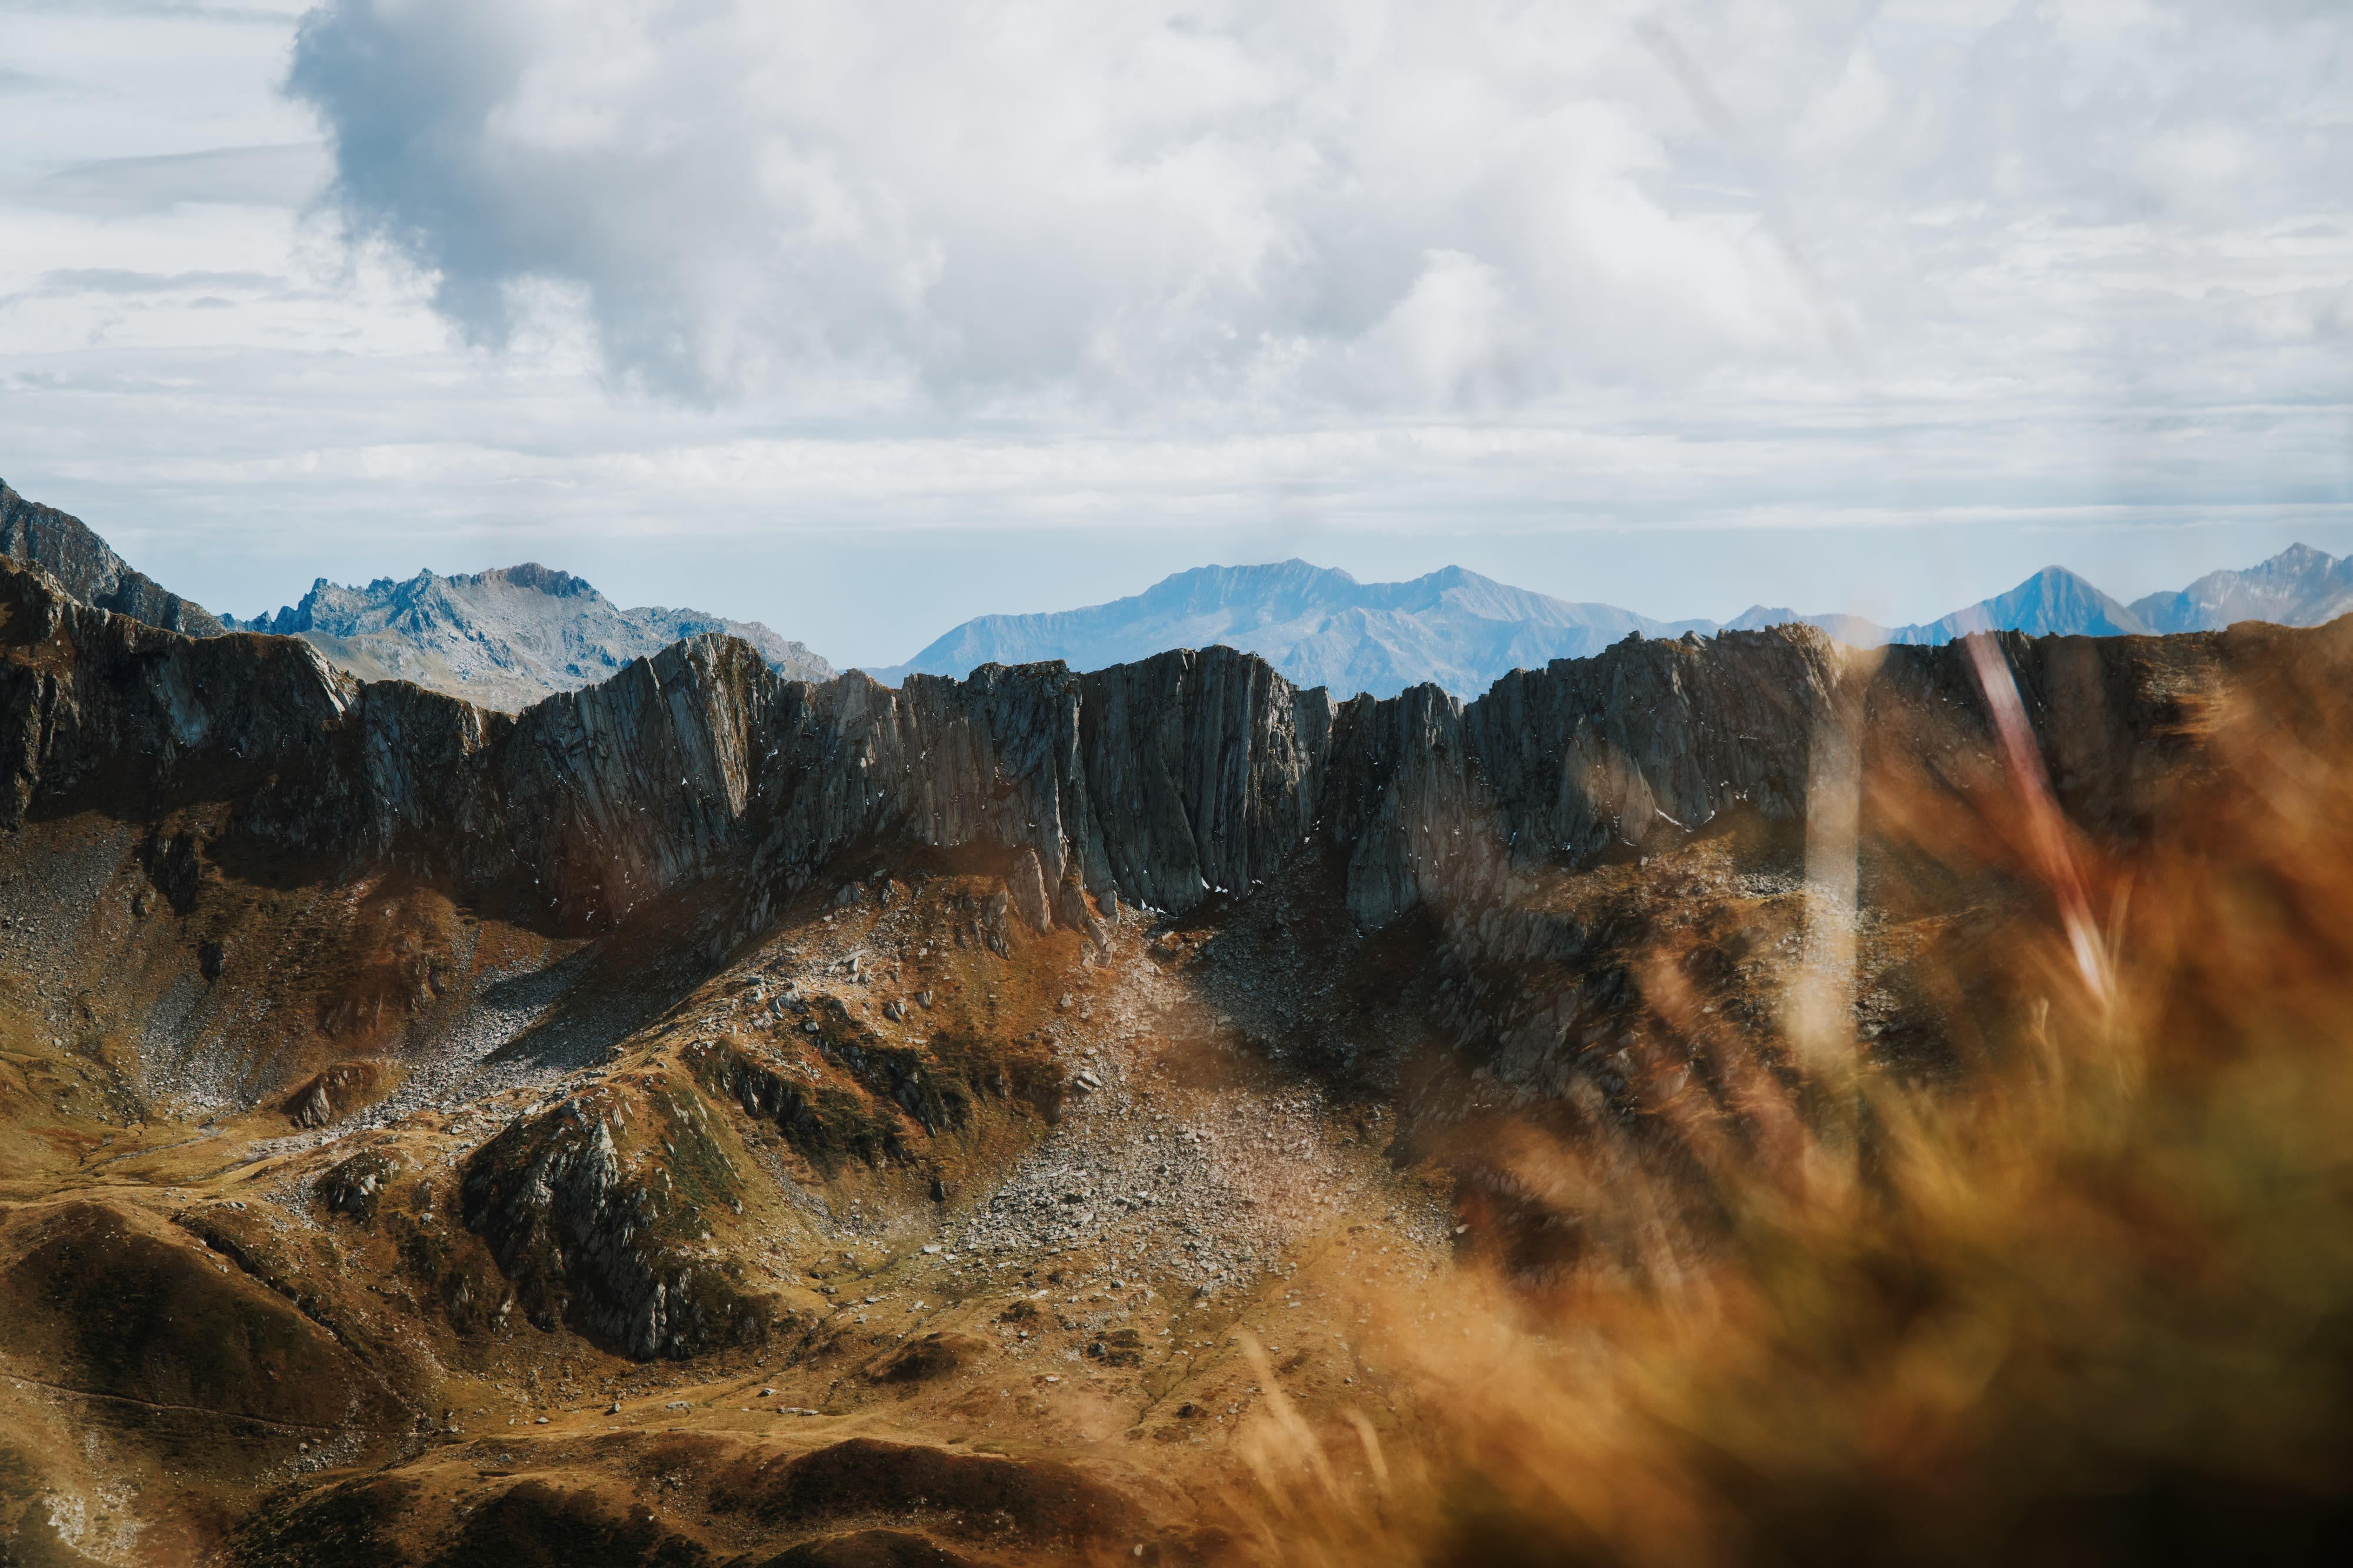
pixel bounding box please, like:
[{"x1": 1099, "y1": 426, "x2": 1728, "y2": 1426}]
[
  {"x1": 1004, "y1": 847, "x2": 1052, "y2": 931},
  {"x1": 1, "y1": 478, "x2": 226, "y2": 636},
  {"x1": 461, "y1": 1099, "x2": 770, "y2": 1359},
  {"x1": 315, "y1": 1149, "x2": 401, "y2": 1221},
  {"x1": 284, "y1": 1063, "x2": 392, "y2": 1127},
  {"x1": 689, "y1": 1034, "x2": 962, "y2": 1175}
]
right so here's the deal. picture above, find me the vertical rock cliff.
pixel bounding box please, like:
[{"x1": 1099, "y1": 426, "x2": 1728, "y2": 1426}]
[{"x1": 0, "y1": 551, "x2": 2254, "y2": 964}]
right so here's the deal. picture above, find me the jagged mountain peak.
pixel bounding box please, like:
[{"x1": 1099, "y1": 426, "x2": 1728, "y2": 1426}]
[
  {"x1": 280, "y1": 561, "x2": 606, "y2": 628},
  {"x1": 0, "y1": 477, "x2": 226, "y2": 638},
  {"x1": 1, "y1": 479, "x2": 839, "y2": 718},
  {"x1": 2131, "y1": 541, "x2": 2353, "y2": 633},
  {"x1": 233, "y1": 560, "x2": 834, "y2": 712},
  {"x1": 232, "y1": 558, "x2": 838, "y2": 710}
]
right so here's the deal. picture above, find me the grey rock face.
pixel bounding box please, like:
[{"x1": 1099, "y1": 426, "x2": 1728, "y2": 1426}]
[
  {"x1": 463, "y1": 1110, "x2": 758, "y2": 1359},
  {"x1": 0, "y1": 478, "x2": 226, "y2": 637},
  {"x1": 230, "y1": 560, "x2": 835, "y2": 712},
  {"x1": 316, "y1": 1150, "x2": 397, "y2": 1222},
  {"x1": 1005, "y1": 848, "x2": 1052, "y2": 932}
]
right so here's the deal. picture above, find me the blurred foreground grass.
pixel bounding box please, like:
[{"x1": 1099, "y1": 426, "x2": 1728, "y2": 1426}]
[{"x1": 1233, "y1": 642, "x2": 2353, "y2": 1566}]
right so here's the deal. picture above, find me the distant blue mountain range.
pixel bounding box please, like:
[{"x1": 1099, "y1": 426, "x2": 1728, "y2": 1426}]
[
  {"x1": 11, "y1": 474, "x2": 2340, "y2": 708},
  {"x1": 869, "y1": 546, "x2": 2353, "y2": 700},
  {"x1": 867, "y1": 561, "x2": 1718, "y2": 700}
]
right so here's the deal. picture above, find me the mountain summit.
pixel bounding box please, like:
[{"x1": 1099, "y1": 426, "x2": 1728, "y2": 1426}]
[
  {"x1": 869, "y1": 559, "x2": 2186, "y2": 699},
  {"x1": 2, "y1": 480, "x2": 836, "y2": 713},
  {"x1": 234, "y1": 563, "x2": 835, "y2": 711},
  {"x1": 869, "y1": 559, "x2": 1712, "y2": 699},
  {"x1": 1886, "y1": 565, "x2": 2151, "y2": 643},
  {"x1": 2129, "y1": 543, "x2": 2353, "y2": 633},
  {"x1": 0, "y1": 478, "x2": 226, "y2": 637}
]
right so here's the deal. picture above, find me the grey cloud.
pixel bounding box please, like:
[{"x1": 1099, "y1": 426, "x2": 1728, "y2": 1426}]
[
  {"x1": 0, "y1": 268, "x2": 286, "y2": 313},
  {"x1": 35, "y1": 142, "x2": 328, "y2": 214},
  {"x1": 36, "y1": 268, "x2": 281, "y2": 294},
  {"x1": 255, "y1": 0, "x2": 2353, "y2": 416},
  {"x1": 6, "y1": 2, "x2": 306, "y2": 16}
]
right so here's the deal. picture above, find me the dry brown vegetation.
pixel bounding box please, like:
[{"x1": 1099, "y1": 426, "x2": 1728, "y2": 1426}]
[{"x1": 1224, "y1": 638, "x2": 2353, "y2": 1566}]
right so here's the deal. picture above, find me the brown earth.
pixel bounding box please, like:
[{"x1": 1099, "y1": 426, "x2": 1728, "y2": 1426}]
[{"x1": 0, "y1": 799, "x2": 2095, "y2": 1564}]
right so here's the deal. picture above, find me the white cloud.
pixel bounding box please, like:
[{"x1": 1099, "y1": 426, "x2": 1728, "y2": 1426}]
[
  {"x1": 280, "y1": 1, "x2": 1819, "y2": 405},
  {"x1": 275, "y1": 0, "x2": 2352, "y2": 422},
  {"x1": 0, "y1": 0, "x2": 2347, "y2": 665}
]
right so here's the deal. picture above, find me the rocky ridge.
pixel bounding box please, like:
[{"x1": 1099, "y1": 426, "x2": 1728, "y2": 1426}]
[
  {"x1": 2, "y1": 555, "x2": 2245, "y2": 953},
  {"x1": 230, "y1": 561, "x2": 836, "y2": 713},
  {"x1": 869, "y1": 559, "x2": 1715, "y2": 700},
  {"x1": 0, "y1": 478, "x2": 227, "y2": 637},
  {"x1": 2131, "y1": 541, "x2": 2353, "y2": 632},
  {"x1": 3, "y1": 556, "x2": 1830, "y2": 958}
]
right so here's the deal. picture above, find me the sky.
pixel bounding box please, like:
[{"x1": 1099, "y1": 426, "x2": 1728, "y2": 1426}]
[{"x1": 1, "y1": 0, "x2": 2347, "y2": 669}]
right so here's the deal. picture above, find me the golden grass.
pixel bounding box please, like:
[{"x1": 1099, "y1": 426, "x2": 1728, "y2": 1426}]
[{"x1": 1227, "y1": 642, "x2": 2353, "y2": 1566}]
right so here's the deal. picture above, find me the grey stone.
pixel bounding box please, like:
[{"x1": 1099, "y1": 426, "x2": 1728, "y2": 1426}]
[
  {"x1": 1006, "y1": 848, "x2": 1053, "y2": 932},
  {"x1": 1, "y1": 478, "x2": 225, "y2": 636}
]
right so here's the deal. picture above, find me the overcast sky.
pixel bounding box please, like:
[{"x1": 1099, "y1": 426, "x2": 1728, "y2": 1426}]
[{"x1": 1, "y1": 0, "x2": 2347, "y2": 666}]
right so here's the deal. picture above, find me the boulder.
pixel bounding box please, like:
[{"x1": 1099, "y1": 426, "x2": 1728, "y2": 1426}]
[{"x1": 1004, "y1": 849, "x2": 1052, "y2": 933}]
